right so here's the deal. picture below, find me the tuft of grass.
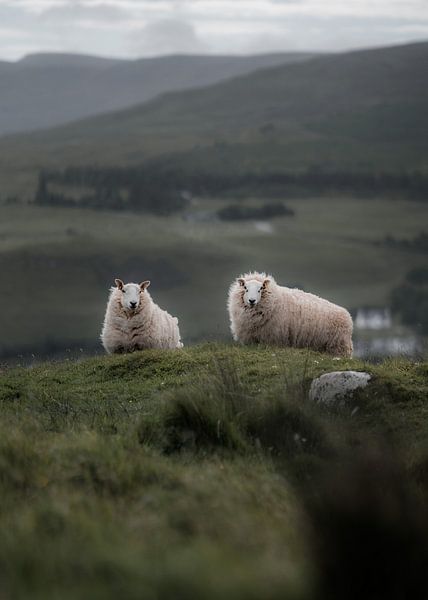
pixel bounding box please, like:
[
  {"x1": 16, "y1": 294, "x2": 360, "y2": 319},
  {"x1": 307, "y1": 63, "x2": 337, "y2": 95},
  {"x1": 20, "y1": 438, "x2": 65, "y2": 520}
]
[
  {"x1": 146, "y1": 357, "x2": 251, "y2": 453},
  {"x1": 138, "y1": 352, "x2": 344, "y2": 486}
]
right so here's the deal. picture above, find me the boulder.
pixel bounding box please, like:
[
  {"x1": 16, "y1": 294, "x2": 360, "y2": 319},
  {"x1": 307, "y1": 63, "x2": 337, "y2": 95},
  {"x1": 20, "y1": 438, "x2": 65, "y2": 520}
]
[{"x1": 309, "y1": 371, "x2": 371, "y2": 406}]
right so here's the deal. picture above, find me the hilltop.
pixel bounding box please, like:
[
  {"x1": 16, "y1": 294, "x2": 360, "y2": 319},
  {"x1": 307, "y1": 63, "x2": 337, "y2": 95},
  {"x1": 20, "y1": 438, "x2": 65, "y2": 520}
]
[{"x1": 0, "y1": 344, "x2": 427, "y2": 598}]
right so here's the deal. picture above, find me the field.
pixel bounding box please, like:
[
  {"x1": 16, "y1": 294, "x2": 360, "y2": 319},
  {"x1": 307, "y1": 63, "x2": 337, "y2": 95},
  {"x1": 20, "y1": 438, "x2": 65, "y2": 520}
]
[
  {"x1": 0, "y1": 194, "x2": 426, "y2": 357},
  {"x1": 1, "y1": 344, "x2": 428, "y2": 598}
]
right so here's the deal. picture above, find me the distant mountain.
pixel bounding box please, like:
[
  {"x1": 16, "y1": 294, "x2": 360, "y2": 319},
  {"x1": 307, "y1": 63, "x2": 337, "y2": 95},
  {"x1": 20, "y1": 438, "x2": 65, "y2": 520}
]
[
  {"x1": 0, "y1": 51, "x2": 316, "y2": 135},
  {"x1": 17, "y1": 52, "x2": 126, "y2": 69},
  {"x1": 1, "y1": 42, "x2": 427, "y2": 199}
]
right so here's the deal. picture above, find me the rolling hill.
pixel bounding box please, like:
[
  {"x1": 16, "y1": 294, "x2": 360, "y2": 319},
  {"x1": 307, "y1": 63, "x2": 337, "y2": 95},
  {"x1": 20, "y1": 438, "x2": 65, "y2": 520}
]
[
  {"x1": 0, "y1": 41, "x2": 427, "y2": 199},
  {"x1": 0, "y1": 51, "x2": 314, "y2": 136}
]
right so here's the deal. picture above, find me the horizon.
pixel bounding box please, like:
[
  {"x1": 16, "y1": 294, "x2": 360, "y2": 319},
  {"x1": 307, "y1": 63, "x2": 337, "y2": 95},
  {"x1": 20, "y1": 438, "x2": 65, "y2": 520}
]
[
  {"x1": 1, "y1": 0, "x2": 428, "y2": 61},
  {"x1": 3, "y1": 37, "x2": 428, "y2": 64}
]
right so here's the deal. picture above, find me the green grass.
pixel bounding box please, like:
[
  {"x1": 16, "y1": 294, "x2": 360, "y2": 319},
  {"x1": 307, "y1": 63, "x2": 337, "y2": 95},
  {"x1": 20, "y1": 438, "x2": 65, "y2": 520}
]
[
  {"x1": 0, "y1": 344, "x2": 427, "y2": 599},
  {"x1": 0, "y1": 194, "x2": 426, "y2": 355}
]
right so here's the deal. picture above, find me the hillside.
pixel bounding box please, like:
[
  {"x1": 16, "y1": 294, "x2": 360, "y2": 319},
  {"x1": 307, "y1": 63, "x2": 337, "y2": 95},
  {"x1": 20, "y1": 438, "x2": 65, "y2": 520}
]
[
  {"x1": 0, "y1": 51, "x2": 313, "y2": 137},
  {"x1": 0, "y1": 41, "x2": 427, "y2": 199},
  {"x1": 0, "y1": 344, "x2": 427, "y2": 598}
]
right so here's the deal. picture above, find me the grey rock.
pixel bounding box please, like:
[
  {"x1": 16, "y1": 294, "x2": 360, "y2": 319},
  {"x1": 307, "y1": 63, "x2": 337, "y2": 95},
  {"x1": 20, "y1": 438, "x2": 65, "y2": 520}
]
[{"x1": 309, "y1": 371, "x2": 371, "y2": 406}]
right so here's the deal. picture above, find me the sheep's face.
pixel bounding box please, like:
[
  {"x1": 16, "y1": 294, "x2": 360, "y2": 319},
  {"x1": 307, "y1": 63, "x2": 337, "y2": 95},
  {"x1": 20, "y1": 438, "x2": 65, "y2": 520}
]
[
  {"x1": 115, "y1": 279, "x2": 150, "y2": 312},
  {"x1": 238, "y1": 278, "x2": 269, "y2": 307}
]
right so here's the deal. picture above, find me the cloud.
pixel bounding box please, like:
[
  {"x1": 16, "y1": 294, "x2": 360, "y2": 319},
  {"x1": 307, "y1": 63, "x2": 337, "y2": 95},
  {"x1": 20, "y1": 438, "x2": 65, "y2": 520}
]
[
  {"x1": 40, "y1": 1, "x2": 129, "y2": 23},
  {"x1": 0, "y1": 0, "x2": 427, "y2": 60},
  {"x1": 132, "y1": 18, "x2": 209, "y2": 56},
  {"x1": 236, "y1": 13, "x2": 428, "y2": 54}
]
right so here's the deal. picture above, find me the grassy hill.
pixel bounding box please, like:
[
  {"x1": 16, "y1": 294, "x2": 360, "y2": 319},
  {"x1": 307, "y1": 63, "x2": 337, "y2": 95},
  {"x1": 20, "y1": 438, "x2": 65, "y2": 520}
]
[
  {"x1": 0, "y1": 344, "x2": 427, "y2": 598},
  {"x1": 0, "y1": 51, "x2": 313, "y2": 137},
  {"x1": 1, "y1": 41, "x2": 427, "y2": 199}
]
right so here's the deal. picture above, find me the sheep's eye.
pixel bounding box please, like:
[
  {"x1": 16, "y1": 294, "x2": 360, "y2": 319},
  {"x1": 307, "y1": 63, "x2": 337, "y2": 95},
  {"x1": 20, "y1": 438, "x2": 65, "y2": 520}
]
[{"x1": 244, "y1": 287, "x2": 247, "y2": 291}]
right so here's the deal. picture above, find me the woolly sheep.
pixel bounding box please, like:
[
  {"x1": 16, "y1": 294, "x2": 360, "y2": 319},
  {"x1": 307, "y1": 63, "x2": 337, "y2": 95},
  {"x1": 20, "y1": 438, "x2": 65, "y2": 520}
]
[
  {"x1": 227, "y1": 272, "x2": 353, "y2": 357},
  {"x1": 101, "y1": 279, "x2": 183, "y2": 353}
]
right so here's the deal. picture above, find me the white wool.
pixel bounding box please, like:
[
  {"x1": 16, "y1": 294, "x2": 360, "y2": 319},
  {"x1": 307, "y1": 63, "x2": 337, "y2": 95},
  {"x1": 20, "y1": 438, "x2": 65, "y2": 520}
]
[
  {"x1": 101, "y1": 281, "x2": 183, "y2": 353},
  {"x1": 227, "y1": 271, "x2": 353, "y2": 357}
]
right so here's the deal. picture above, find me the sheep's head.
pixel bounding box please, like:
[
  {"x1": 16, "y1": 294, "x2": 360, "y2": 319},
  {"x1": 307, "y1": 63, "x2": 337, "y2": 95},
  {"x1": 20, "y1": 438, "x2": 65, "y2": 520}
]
[
  {"x1": 238, "y1": 277, "x2": 270, "y2": 307},
  {"x1": 115, "y1": 279, "x2": 150, "y2": 312}
]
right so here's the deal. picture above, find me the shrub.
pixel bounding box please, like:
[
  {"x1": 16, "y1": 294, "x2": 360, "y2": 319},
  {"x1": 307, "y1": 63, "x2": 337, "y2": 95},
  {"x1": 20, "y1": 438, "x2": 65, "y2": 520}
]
[
  {"x1": 406, "y1": 267, "x2": 428, "y2": 285},
  {"x1": 217, "y1": 203, "x2": 294, "y2": 221}
]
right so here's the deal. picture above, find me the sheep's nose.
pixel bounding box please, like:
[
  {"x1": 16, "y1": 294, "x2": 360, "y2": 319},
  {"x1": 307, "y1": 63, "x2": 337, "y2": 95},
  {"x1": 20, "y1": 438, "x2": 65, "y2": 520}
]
[
  {"x1": 130, "y1": 301, "x2": 137, "y2": 308},
  {"x1": 249, "y1": 299, "x2": 256, "y2": 305}
]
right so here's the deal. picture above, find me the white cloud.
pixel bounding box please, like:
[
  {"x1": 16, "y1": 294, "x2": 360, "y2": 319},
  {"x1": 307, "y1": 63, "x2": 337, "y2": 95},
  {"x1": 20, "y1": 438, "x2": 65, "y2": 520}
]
[{"x1": 132, "y1": 18, "x2": 209, "y2": 56}]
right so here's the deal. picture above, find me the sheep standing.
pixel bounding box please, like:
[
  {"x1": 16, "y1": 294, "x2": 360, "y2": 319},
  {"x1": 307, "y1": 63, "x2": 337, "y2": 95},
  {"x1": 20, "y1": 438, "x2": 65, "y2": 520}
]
[
  {"x1": 101, "y1": 279, "x2": 183, "y2": 353},
  {"x1": 227, "y1": 272, "x2": 353, "y2": 357}
]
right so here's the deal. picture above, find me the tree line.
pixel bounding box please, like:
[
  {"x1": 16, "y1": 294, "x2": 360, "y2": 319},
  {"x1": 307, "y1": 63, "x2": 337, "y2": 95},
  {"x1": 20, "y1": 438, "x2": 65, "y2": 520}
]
[{"x1": 34, "y1": 166, "x2": 428, "y2": 214}]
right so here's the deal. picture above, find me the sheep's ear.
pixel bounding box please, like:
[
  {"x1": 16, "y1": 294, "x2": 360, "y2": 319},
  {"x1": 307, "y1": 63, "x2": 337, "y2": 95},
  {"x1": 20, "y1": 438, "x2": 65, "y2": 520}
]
[
  {"x1": 140, "y1": 280, "x2": 151, "y2": 290},
  {"x1": 238, "y1": 278, "x2": 245, "y2": 287},
  {"x1": 262, "y1": 278, "x2": 270, "y2": 289},
  {"x1": 115, "y1": 278, "x2": 124, "y2": 290}
]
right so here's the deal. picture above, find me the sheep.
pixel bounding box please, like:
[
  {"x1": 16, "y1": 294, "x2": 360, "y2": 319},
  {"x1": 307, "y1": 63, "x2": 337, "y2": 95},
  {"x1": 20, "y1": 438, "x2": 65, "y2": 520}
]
[
  {"x1": 227, "y1": 272, "x2": 353, "y2": 357},
  {"x1": 101, "y1": 279, "x2": 183, "y2": 353}
]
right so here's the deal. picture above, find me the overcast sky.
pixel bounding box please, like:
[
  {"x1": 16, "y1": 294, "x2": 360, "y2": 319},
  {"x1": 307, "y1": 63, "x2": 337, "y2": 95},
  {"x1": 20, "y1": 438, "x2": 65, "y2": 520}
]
[{"x1": 1, "y1": 0, "x2": 428, "y2": 61}]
